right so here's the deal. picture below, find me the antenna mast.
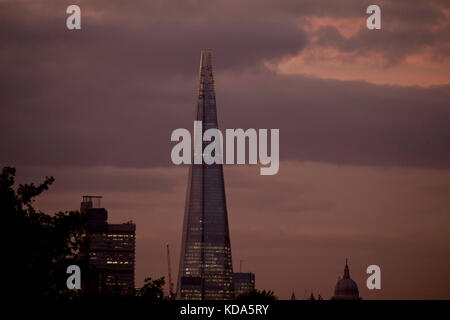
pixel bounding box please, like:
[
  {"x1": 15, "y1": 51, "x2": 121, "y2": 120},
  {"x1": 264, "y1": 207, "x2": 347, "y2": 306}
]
[{"x1": 166, "y1": 244, "x2": 175, "y2": 299}]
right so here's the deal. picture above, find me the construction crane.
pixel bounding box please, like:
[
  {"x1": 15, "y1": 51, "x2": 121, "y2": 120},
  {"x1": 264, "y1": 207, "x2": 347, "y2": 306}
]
[{"x1": 166, "y1": 243, "x2": 175, "y2": 299}]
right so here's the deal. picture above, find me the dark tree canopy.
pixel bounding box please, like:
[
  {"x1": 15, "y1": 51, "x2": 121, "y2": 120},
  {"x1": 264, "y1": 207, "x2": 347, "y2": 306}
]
[
  {"x1": 2, "y1": 167, "x2": 166, "y2": 302},
  {"x1": 2, "y1": 166, "x2": 86, "y2": 298},
  {"x1": 136, "y1": 277, "x2": 166, "y2": 301},
  {"x1": 236, "y1": 289, "x2": 277, "y2": 301}
]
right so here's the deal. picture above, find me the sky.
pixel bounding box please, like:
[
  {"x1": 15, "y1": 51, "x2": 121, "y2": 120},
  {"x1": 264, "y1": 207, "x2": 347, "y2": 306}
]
[{"x1": 1, "y1": 0, "x2": 450, "y2": 299}]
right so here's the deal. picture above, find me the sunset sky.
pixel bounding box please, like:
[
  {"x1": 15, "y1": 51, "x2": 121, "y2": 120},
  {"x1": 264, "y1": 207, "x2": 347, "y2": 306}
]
[{"x1": 1, "y1": 0, "x2": 449, "y2": 299}]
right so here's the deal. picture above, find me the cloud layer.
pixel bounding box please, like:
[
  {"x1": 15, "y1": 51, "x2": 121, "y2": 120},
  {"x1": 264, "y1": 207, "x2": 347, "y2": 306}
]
[{"x1": 1, "y1": 0, "x2": 449, "y2": 169}]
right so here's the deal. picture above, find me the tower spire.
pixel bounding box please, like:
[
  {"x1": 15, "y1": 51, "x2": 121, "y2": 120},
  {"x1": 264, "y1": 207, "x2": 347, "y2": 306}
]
[
  {"x1": 344, "y1": 259, "x2": 350, "y2": 279},
  {"x1": 177, "y1": 50, "x2": 234, "y2": 300}
]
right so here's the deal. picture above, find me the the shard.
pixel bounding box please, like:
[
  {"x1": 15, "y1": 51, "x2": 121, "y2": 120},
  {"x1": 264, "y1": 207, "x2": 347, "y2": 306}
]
[{"x1": 177, "y1": 50, "x2": 234, "y2": 300}]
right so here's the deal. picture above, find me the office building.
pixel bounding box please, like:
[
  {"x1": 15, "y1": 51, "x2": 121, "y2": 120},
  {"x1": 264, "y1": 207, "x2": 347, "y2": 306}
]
[{"x1": 81, "y1": 196, "x2": 136, "y2": 296}]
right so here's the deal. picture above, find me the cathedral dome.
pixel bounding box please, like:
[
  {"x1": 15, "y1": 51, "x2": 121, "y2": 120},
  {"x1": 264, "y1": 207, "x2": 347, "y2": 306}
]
[{"x1": 333, "y1": 260, "x2": 360, "y2": 300}]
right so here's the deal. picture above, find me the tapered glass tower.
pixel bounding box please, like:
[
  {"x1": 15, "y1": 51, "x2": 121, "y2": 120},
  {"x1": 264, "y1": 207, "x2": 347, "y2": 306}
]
[{"x1": 177, "y1": 50, "x2": 234, "y2": 300}]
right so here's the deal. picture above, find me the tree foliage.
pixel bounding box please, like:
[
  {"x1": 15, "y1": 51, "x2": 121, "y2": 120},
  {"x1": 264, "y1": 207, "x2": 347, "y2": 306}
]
[
  {"x1": 236, "y1": 289, "x2": 277, "y2": 301},
  {"x1": 136, "y1": 277, "x2": 166, "y2": 301},
  {"x1": 2, "y1": 167, "x2": 86, "y2": 298},
  {"x1": 2, "y1": 166, "x2": 177, "y2": 302}
]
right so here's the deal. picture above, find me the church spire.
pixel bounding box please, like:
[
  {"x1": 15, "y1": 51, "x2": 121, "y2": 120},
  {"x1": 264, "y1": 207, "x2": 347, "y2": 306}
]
[{"x1": 344, "y1": 259, "x2": 350, "y2": 279}]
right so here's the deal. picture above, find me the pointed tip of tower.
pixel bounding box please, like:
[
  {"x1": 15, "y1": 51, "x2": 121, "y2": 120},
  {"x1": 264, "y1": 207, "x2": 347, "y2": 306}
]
[
  {"x1": 200, "y1": 49, "x2": 213, "y2": 56},
  {"x1": 200, "y1": 49, "x2": 214, "y2": 69},
  {"x1": 344, "y1": 259, "x2": 350, "y2": 279}
]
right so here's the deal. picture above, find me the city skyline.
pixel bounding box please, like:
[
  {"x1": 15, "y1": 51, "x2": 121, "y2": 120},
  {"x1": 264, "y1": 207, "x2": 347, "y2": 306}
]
[{"x1": 2, "y1": 0, "x2": 450, "y2": 300}]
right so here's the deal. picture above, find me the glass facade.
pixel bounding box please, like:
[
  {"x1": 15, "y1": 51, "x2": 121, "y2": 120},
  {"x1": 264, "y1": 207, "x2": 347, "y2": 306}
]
[
  {"x1": 82, "y1": 198, "x2": 136, "y2": 296},
  {"x1": 87, "y1": 230, "x2": 135, "y2": 294},
  {"x1": 177, "y1": 50, "x2": 234, "y2": 300}
]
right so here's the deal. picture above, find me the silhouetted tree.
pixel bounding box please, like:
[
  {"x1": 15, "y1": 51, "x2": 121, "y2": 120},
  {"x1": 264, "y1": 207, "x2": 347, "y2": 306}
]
[
  {"x1": 236, "y1": 289, "x2": 277, "y2": 301},
  {"x1": 309, "y1": 292, "x2": 316, "y2": 300},
  {"x1": 2, "y1": 167, "x2": 86, "y2": 299},
  {"x1": 136, "y1": 277, "x2": 165, "y2": 301}
]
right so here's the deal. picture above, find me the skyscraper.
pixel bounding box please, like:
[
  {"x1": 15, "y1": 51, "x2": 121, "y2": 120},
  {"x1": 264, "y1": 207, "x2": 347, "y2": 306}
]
[
  {"x1": 177, "y1": 50, "x2": 234, "y2": 300},
  {"x1": 81, "y1": 196, "x2": 136, "y2": 296}
]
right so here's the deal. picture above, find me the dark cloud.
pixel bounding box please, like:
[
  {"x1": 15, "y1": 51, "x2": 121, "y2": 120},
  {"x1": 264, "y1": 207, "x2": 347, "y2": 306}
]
[
  {"x1": 314, "y1": 22, "x2": 450, "y2": 66},
  {"x1": 1, "y1": 0, "x2": 449, "y2": 169},
  {"x1": 220, "y1": 73, "x2": 450, "y2": 168},
  {"x1": 0, "y1": 0, "x2": 308, "y2": 74},
  {"x1": 2, "y1": 70, "x2": 450, "y2": 168},
  {"x1": 309, "y1": 0, "x2": 450, "y2": 66}
]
